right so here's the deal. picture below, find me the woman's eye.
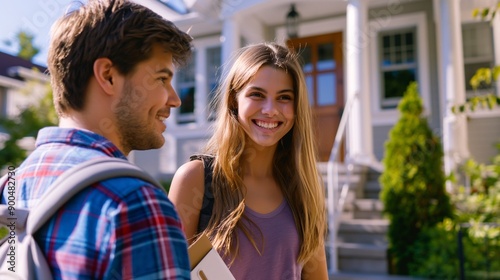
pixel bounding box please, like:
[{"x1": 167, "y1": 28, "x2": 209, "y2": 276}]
[
  {"x1": 249, "y1": 92, "x2": 264, "y2": 97},
  {"x1": 279, "y1": 95, "x2": 293, "y2": 101}
]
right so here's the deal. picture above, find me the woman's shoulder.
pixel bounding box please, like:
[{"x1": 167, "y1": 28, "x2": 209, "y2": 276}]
[
  {"x1": 174, "y1": 159, "x2": 205, "y2": 182},
  {"x1": 169, "y1": 157, "x2": 206, "y2": 210}
]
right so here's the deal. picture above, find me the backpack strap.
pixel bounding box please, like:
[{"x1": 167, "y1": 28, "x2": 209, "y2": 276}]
[
  {"x1": 0, "y1": 170, "x2": 30, "y2": 232},
  {"x1": 189, "y1": 154, "x2": 215, "y2": 234},
  {"x1": 0, "y1": 157, "x2": 163, "y2": 235}
]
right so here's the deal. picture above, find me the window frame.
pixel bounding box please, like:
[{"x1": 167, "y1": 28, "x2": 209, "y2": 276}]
[
  {"x1": 173, "y1": 36, "x2": 222, "y2": 125},
  {"x1": 175, "y1": 50, "x2": 196, "y2": 124},
  {"x1": 369, "y1": 12, "x2": 430, "y2": 125},
  {"x1": 461, "y1": 21, "x2": 495, "y2": 98},
  {"x1": 378, "y1": 28, "x2": 418, "y2": 109}
]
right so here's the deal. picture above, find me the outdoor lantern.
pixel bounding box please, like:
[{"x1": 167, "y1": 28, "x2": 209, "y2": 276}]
[{"x1": 286, "y1": 4, "x2": 300, "y2": 39}]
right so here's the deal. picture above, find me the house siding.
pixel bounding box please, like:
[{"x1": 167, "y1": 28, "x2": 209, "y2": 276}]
[{"x1": 467, "y1": 115, "x2": 500, "y2": 164}]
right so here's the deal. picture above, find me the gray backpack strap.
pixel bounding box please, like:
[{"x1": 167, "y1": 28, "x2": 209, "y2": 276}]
[
  {"x1": 0, "y1": 158, "x2": 161, "y2": 234},
  {"x1": 25, "y1": 157, "x2": 163, "y2": 235},
  {"x1": 0, "y1": 171, "x2": 30, "y2": 233},
  {"x1": 0, "y1": 157, "x2": 161, "y2": 280}
]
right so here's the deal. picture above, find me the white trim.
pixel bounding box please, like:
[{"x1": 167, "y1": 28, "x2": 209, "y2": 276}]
[
  {"x1": 0, "y1": 76, "x2": 24, "y2": 89},
  {"x1": 465, "y1": 107, "x2": 500, "y2": 118},
  {"x1": 8, "y1": 66, "x2": 49, "y2": 83},
  {"x1": 369, "y1": 12, "x2": 430, "y2": 126},
  {"x1": 491, "y1": 10, "x2": 500, "y2": 96},
  {"x1": 173, "y1": 35, "x2": 222, "y2": 127}
]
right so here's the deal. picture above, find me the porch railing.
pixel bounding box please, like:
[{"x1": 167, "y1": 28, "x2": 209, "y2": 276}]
[{"x1": 326, "y1": 91, "x2": 358, "y2": 273}]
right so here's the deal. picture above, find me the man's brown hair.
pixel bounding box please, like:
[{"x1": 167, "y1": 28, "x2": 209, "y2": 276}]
[{"x1": 48, "y1": 0, "x2": 192, "y2": 116}]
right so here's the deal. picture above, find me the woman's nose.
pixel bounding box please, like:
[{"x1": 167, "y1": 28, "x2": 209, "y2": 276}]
[{"x1": 262, "y1": 99, "x2": 278, "y2": 116}]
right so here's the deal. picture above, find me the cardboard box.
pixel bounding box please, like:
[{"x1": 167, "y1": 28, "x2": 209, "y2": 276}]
[{"x1": 188, "y1": 234, "x2": 236, "y2": 280}]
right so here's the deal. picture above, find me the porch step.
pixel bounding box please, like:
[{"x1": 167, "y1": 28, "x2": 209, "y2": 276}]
[
  {"x1": 364, "y1": 181, "x2": 382, "y2": 199},
  {"x1": 317, "y1": 162, "x2": 365, "y2": 174},
  {"x1": 338, "y1": 242, "x2": 388, "y2": 274},
  {"x1": 344, "y1": 198, "x2": 385, "y2": 219},
  {"x1": 338, "y1": 219, "x2": 388, "y2": 245},
  {"x1": 329, "y1": 271, "x2": 426, "y2": 280}
]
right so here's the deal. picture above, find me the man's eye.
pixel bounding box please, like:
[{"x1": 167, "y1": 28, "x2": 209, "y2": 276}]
[{"x1": 159, "y1": 77, "x2": 168, "y2": 85}]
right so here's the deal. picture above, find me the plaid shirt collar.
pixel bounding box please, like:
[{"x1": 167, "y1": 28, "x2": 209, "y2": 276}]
[{"x1": 36, "y1": 127, "x2": 127, "y2": 160}]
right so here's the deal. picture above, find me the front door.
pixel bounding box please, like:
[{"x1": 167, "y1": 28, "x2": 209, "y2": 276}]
[{"x1": 288, "y1": 33, "x2": 344, "y2": 162}]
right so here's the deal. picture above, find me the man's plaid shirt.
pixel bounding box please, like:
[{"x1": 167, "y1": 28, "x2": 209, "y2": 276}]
[{"x1": 1, "y1": 127, "x2": 190, "y2": 279}]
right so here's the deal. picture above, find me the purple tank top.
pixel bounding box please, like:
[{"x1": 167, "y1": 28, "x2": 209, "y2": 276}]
[{"x1": 222, "y1": 199, "x2": 302, "y2": 280}]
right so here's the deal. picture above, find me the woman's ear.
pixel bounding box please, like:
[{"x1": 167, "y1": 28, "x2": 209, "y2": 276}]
[{"x1": 93, "y1": 58, "x2": 116, "y2": 95}]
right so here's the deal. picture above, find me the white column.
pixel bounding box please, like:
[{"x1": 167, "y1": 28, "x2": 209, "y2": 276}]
[
  {"x1": 195, "y1": 49, "x2": 208, "y2": 126},
  {"x1": 493, "y1": 13, "x2": 500, "y2": 96},
  {"x1": 345, "y1": 0, "x2": 375, "y2": 166},
  {"x1": 435, "y1": 0, "x2": 469, "y2": 189},
  {"x1": 221, "y1": 15, "x2": 241, "y2": 68}
]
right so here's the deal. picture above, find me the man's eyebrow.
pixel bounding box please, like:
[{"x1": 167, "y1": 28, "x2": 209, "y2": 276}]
[{"x1": 157, "y1": 68, "x2": 173, "y2": 77}]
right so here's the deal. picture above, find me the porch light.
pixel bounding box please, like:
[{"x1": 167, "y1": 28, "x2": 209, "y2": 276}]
[{"x1": 286, "y1": 4, "x2": 300, "y2": 39}]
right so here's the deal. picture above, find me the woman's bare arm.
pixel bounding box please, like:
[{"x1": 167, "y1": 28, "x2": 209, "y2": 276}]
[
  {"x1": 168, "y1": 160, "x2": 205, "y2": 244},
  {"x1": 302, "y1": 244, "x2": 329, "y2": 280}
]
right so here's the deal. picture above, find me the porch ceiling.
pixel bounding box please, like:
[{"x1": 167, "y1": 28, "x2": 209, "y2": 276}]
[{"x1": 133, "y1": 0, "x2": 486, "y2": 37}]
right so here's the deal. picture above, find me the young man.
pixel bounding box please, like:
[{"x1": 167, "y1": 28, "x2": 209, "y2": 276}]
[{"x1": 1, "y1": 0, "x2": 193, "y2": 278}]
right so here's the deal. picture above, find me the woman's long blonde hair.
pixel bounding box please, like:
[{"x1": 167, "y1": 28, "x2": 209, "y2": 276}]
[{"x1": 202, "y1": 42, "x2": 326, "y2": 264}]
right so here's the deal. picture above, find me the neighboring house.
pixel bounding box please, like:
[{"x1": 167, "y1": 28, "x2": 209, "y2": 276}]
[
  {"x1": 0, "y1": 51, "x2": 49, "y2": 150},
  {"x1": 0, "y1": 52, "x2": 48, "y2": 117},
  {"x1": 132, "y1": 0, "x2": 500, "y2": 180}
]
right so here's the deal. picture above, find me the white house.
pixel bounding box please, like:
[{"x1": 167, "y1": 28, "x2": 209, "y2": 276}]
[
  {"x1": 0, "y1": 52, "x2": 49, "y2": 152},
  {"x1": 131, "y1": 0, "x2": 500, "y2": 183},
  {"x1": 128, "y1": 0, "x2": 500, "y2": 276},
  {"x1": 2, "y1": 0, "x2": 499, "y2": 276}
]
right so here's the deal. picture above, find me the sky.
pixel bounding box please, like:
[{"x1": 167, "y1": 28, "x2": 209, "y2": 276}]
[{"x1": 0, "y1": 0, "x2": 84, "y2": 66}]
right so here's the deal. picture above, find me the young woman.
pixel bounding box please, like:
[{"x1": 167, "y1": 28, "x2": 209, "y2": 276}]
[{"x1": 169, "y1": 42, "x2": 328, "y2": 279}]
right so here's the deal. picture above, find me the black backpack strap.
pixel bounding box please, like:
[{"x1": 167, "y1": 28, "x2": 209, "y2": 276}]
[{"x1": 189, "y1": 154, "x2": 214, "y2": 233}]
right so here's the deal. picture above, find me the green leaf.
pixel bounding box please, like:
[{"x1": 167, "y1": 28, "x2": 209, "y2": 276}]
[
  {"x1": 487, "y1": 94, "x2": 497, "y2": 109},
  {"x1": 481, "y1": 8, "x2": 490, "y2": 20},
  {"x1": 472, "y1": 8, "x2": 480, "y2": 18},
  {"x1": 493, "y1": 66, "x2": 500, "y2": 81}
]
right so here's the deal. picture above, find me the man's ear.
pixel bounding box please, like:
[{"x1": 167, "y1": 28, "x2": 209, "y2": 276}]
[{"x1": 93, "y1": 58, "x2": 116, "y2": 95}]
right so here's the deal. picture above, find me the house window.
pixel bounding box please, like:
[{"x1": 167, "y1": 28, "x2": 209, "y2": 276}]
[
  {"x1": 369, "y1": 12, "x2": 429, "y2": 124},
  {"x1": 462, "y1": 22, "x2": 495, "y2": 97},
  {"x1": 378, "y1": 28, "x2": 417, "y2": 109},
  {"x1": 206, "y1": 46, "x2": 221, "y2": 120},
  {"x1": 176, "y1": 51, "x2": 196, "y2": 124}
]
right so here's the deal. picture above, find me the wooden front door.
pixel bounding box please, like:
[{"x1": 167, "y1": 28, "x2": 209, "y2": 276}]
[{"x1": 288, "y1": 33, "x2": 344, "y2": 162}]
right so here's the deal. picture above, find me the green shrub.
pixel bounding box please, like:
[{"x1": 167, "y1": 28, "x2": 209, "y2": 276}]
[
  {"x1": 409, "y1": 219, "x2": 460, "y2": 279},
  {"x1": 411, "y1": 143, "x2": 500, "y2": 279},
  {"x1": 380, "y1": 82, "x2": 453, "y2": 275}
]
